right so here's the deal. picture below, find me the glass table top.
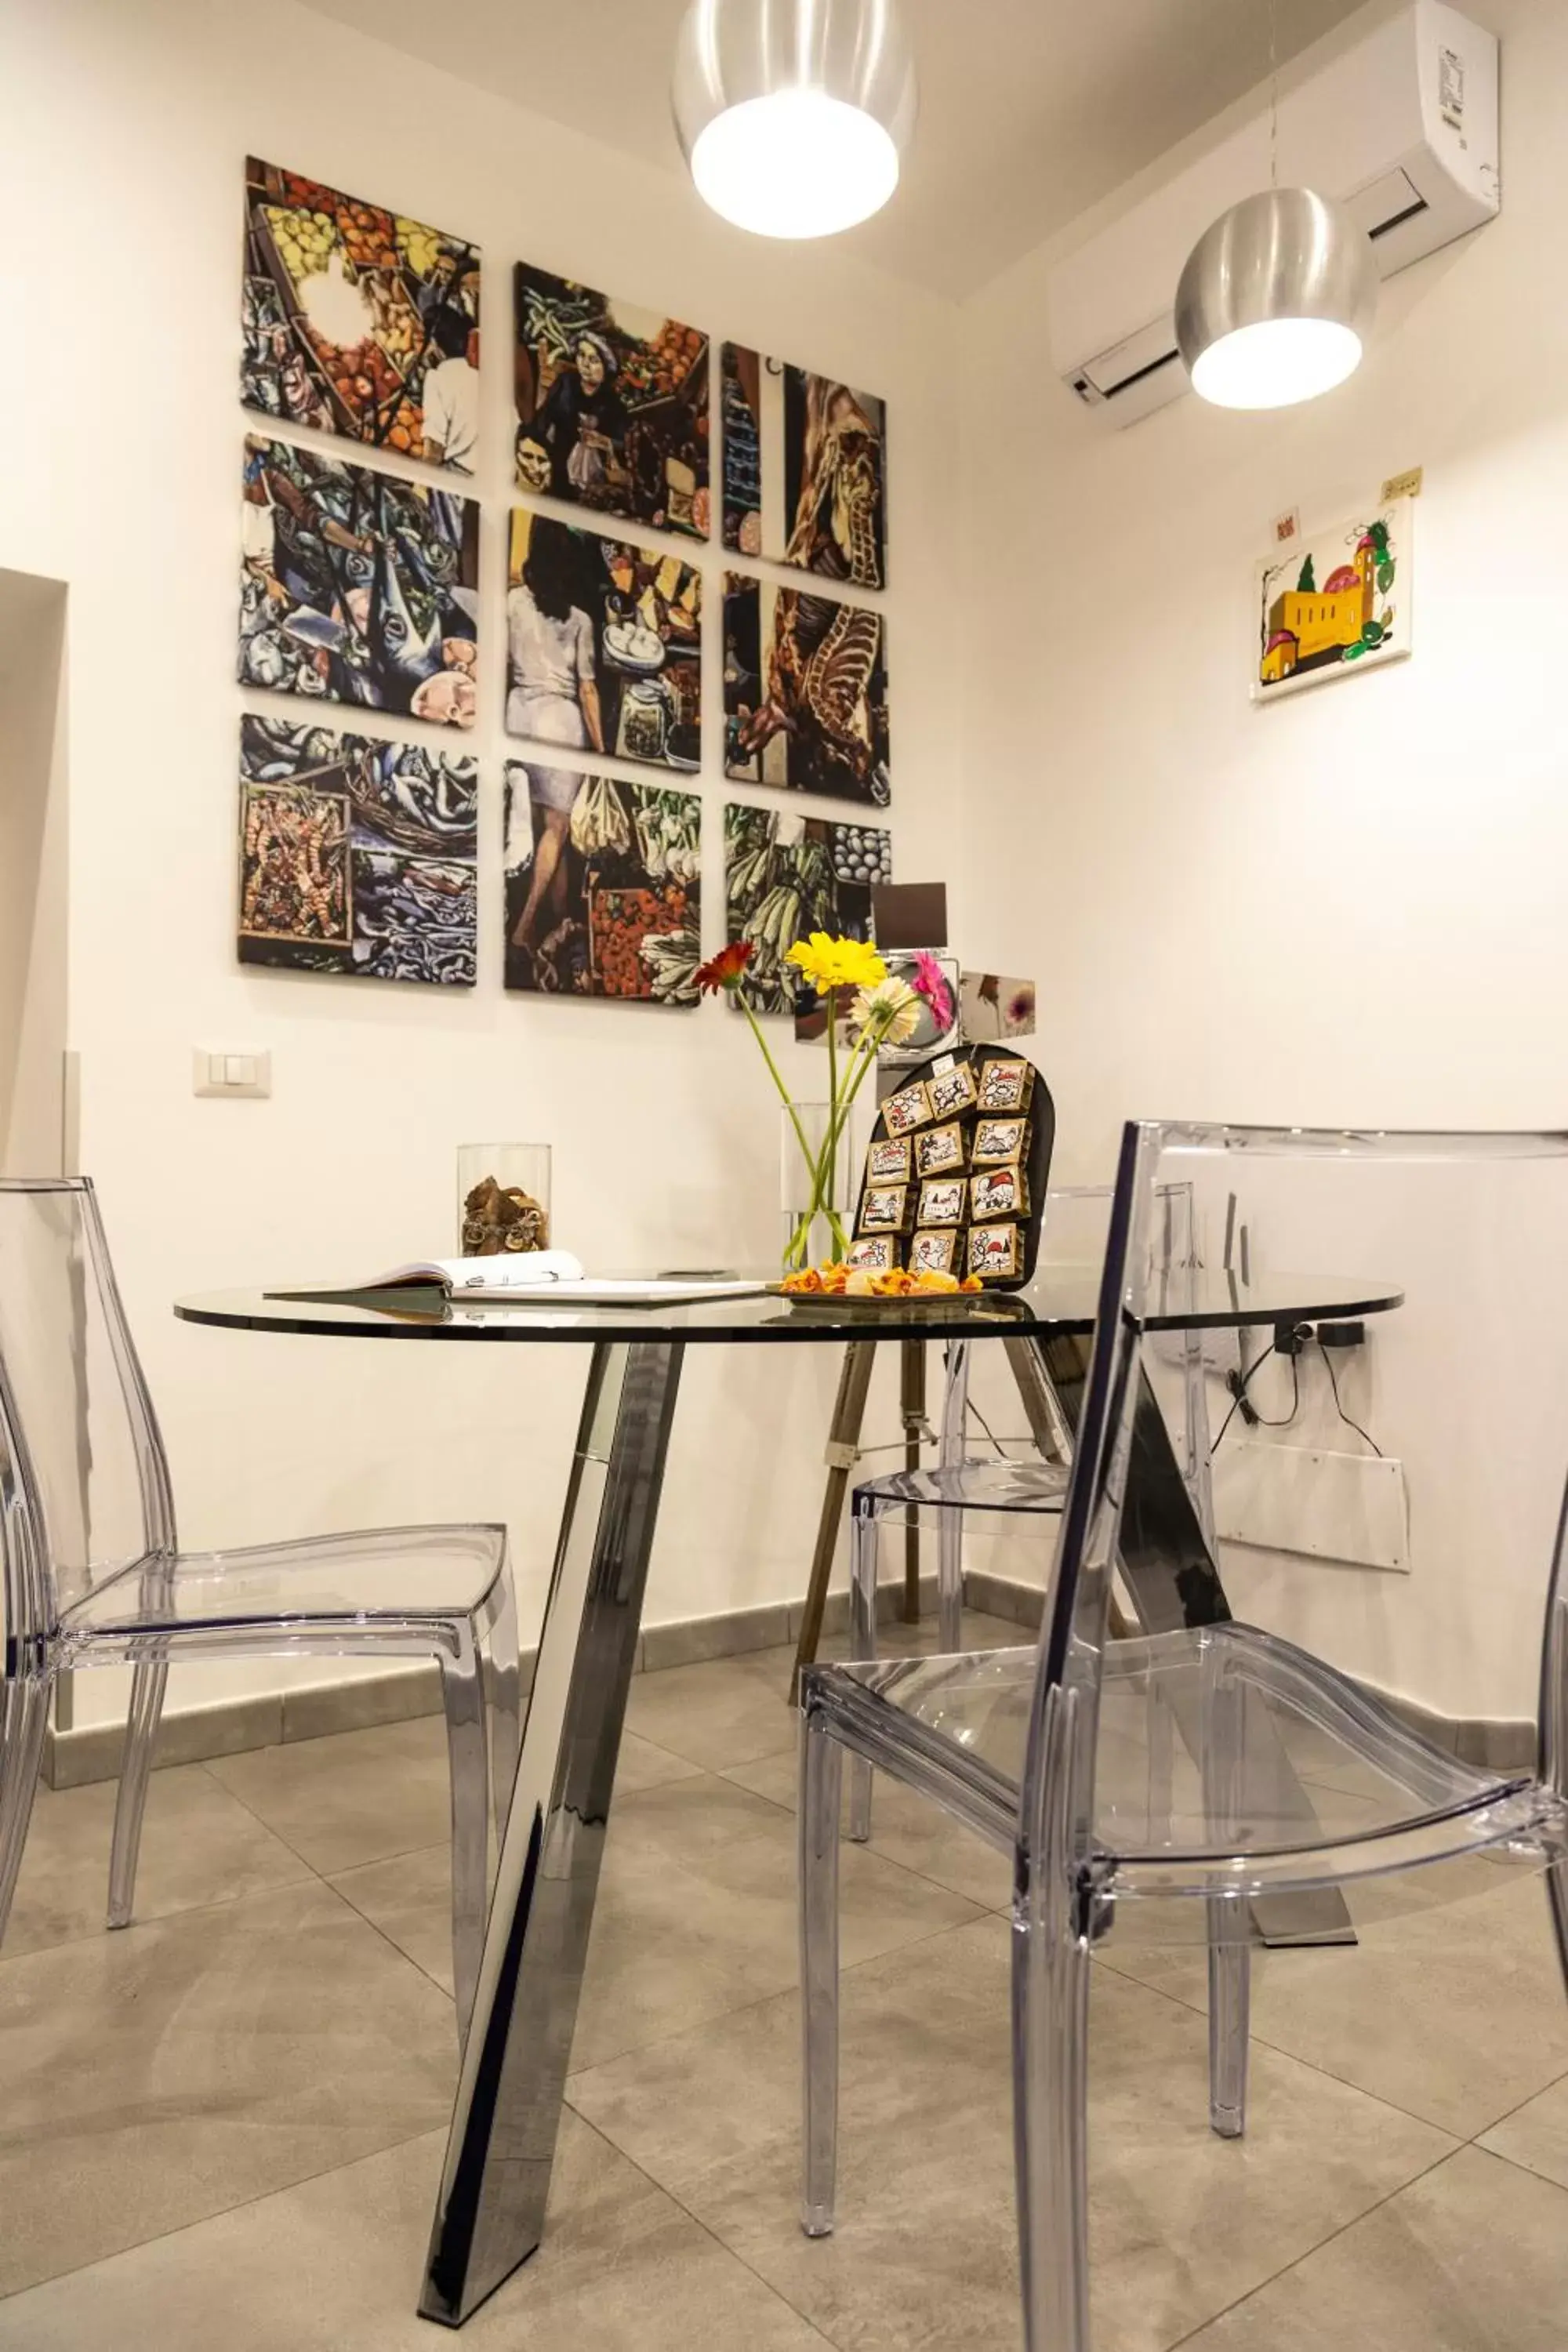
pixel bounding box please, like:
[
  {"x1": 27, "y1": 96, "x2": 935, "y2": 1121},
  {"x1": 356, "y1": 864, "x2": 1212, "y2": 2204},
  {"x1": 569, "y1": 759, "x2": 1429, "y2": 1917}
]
[{"x1": 173, "y1": 1267, "x2": 1404, "y2": 1346}]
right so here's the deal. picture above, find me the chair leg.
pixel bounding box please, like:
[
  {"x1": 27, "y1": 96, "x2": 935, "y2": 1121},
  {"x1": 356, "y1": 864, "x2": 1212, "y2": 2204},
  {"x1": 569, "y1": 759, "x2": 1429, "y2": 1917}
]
[
  {"x1": 936, "y1": 1506, "x2": 964, "y2": 1655},
  {"x1": 107, "y1": 1659, "x2": 168, "y2": 1929},
  {"x1": 442, "y1": 1623, "x2": 491, "y2": 2042},
  {"x1": 1207, "y1": 1919, "x2": 1250, "y2": 2138},
  {"x1": 799, "y1": 1707, "x2": 843, "y2": 2238},
  {"x1": 846, "y1": 1502, "x2": 877, "y2": 1843},
  {"x1": 0, "y1": 1676, "x2": 49, "y2": 1951},
  {"x1": 1012, "y1": 1898, "x2": 1093, "y2": 2352},
  {"x1": 482, "y1": 1573, "x2": 522, "y2": 1847},
  {"x1": 1545, "y1": 1859, "x2": 1568, "y2": 1996}
]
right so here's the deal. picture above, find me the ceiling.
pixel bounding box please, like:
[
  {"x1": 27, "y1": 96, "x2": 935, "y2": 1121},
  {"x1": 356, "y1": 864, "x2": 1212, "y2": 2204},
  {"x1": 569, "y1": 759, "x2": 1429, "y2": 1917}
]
[{"x1": 307, "y1": 0, "x2": 1374, "y2": 298}]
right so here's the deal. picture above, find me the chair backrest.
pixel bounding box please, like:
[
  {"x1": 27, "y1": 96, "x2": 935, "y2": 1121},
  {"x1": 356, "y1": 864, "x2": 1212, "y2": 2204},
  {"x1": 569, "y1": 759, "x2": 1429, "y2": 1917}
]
[
  {"x1": 1021, "y1": 1123, "x2": 1568, "y2": 1916},
  {"x1": 0, "y1": 1180, "x2": 175, "y2": 1672}
]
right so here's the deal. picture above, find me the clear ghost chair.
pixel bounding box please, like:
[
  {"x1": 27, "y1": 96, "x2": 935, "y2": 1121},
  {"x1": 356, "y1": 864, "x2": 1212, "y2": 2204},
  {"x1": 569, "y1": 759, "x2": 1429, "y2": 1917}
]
[
  {"x1": 844, "y1": 1183, "x2": 1210, "y2": 1839},
  {"x1": 0, "y1": 1179, "x2": 520, "y2": 2038},
  {"x1": 799, "y1": 1125, "x2": 1568, "y2": 2352}
]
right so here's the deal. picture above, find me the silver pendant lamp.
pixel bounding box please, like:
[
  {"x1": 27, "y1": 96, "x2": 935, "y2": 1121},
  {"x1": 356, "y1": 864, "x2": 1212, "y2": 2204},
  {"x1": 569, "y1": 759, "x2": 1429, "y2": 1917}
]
[
  {"x1": 672, "y1": 0, "x2": 918, "y2": 240},
  {"x1": 1174, "y1": 1, "x2": 1376, "y2": 409}
]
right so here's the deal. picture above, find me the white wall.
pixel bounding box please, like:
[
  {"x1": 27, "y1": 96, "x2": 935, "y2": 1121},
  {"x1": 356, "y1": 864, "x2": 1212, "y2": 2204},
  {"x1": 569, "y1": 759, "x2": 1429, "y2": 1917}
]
[
  {"x1": 0, "y1": 0, "x2": 964, "y2": 1724},
  {"x1": 0, "y1": 572, "x2": 67, "y2": 1178},
  {"x1": 958, "y1": 0, "x2": 1568, "y2": 1717}
]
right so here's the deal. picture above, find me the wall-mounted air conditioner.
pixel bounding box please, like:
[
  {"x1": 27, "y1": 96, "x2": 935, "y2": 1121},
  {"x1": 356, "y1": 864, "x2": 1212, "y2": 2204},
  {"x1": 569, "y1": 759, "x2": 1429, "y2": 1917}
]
[{"x1": 1049, "y1": 0, "x2": 1499, "y2": 430}]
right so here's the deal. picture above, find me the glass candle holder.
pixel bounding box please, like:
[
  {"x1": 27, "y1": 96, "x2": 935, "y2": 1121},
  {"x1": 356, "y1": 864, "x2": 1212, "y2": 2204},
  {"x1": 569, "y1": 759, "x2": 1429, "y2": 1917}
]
[{"x1": 457, "y1": 1144, "x2": 552, "y2": 1258}]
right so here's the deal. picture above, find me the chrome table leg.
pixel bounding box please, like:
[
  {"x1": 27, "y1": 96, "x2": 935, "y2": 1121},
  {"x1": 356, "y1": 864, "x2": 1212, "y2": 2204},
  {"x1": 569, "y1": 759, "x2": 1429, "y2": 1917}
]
[{"x1": 420, "y1": 1340, "x2": 684, "y2": 2326}]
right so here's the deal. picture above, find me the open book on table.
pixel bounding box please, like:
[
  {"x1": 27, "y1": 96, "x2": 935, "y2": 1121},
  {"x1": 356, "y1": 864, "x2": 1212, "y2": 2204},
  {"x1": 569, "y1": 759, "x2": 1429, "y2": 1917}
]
[{"x1": 269, "y1": 1253, "x2": 767, "y2": 1311}]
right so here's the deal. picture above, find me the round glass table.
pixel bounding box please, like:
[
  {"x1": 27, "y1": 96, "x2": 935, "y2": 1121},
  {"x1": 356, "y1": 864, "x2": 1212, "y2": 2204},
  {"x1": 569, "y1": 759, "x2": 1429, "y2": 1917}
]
[{"x1": 176, "y1": 1264, "x2": 1403, "y2": 2326}]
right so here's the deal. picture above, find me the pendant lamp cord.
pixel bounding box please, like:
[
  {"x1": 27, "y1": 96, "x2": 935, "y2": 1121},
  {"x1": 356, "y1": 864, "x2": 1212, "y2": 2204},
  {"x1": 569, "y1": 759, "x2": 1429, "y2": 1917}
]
[{"x1": 1269, "y1": 0, "x2": 1279, "y2": 188}]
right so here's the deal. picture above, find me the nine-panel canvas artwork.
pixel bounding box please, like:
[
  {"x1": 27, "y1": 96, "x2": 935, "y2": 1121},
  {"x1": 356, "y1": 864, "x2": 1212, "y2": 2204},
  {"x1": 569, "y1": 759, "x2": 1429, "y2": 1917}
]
[{"x1": 235, "y1": 165, "x2": 894, "y2": 1000}]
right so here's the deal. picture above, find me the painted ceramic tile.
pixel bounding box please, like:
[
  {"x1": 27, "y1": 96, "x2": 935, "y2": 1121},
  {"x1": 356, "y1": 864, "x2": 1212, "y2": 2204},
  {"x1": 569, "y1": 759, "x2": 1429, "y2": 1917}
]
[
  {"x1": 503, "y1": 765, "x2": 699, "y2": 1002},
  {"x1": 240, "y1": 436, "x2": 480, "y2": 728},
  {"x1": 238, "y1": 714, "x2": 476, "y2": 985},
  {"x1": 1254, "y1": 497, "x2": 1413, "y2": 701},
  {"x1": 724, "y1": 572, "x2": 889, "y2": 807},
  {"x1": 723, "y1": 801, "x2": 891, "y2": 1017},
  {"x1": 241, "y1": 159, "x2": 480, "y2": 472},
  {"x1": 505, "y1": 510, "x2": 702, "y2": 773},
  {"x1": 721, "y1": 345, "x2": 887, "y2": 587},
  {"x1": 514, "y1": 262, "x2": 709, "y2": 536}
]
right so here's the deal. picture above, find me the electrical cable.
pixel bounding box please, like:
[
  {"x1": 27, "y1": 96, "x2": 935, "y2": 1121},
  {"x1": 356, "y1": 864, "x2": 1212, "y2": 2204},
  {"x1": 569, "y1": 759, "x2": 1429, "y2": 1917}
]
[
  {"x1": 965, "y1": 1398, "x2": 1010, "y2": 1459},
  {"x1": 1249, "y1": 1348, "x2": 1300, "y2": 1429},
  {"x1": 1209, "y1": 1341, "x2": 1278, "y2": 1455},
  {"x1": 1317, "y1": 1338, "x2": 1384, "y2": 1456}
]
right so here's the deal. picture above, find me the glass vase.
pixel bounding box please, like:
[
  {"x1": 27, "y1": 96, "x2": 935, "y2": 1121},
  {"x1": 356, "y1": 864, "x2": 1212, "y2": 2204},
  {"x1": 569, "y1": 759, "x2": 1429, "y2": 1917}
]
[
  {"x1": 780, "y1": 1102, "x2": 856, "y2": 1272},
  {"x1": 457, "y1": 1143, "x2": 552, "y2": 1258}
]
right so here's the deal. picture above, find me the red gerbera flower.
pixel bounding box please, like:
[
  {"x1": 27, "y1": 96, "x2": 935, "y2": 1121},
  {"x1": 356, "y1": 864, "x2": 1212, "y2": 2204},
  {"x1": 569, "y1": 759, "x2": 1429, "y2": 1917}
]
[{"x1": 695, "y1": 939, "x2": 755, "y2": 996}]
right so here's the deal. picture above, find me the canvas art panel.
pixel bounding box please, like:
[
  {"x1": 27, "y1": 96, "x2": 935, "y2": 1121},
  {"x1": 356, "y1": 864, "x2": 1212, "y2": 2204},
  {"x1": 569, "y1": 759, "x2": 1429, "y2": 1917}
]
[
  {"x1": 241, "y1": 159, "x2": 480, "y2": 473},
  {"x1": 505, "y1": 510, "x2": 702, "y2": 773},
  {"x1": 238, "y1": 714, "x2": 477, "y2": 986},
  {"x1": 959, "y1": 971, "x2": 1037, "y2": 1043},
  {"x1": 724, "y1": 800, "x2": 891, "y2": 1017},
  {"x1": 503, "y1": 764, "x2": 699, "y2": 1002},
  {"x1": 514, "y1": 262, "x2": 709, "y2": 538},
  {"x1": 240, "y1": 436, "x2": 480, "y2": 728},
  {"x1": 724, "y1": 572, "x2": 889, "y2": 807},
  {"x1": 721, "y1": 345, "x2": 887, "y2": 589},
  {"x1": 1254, "y1": 496, "x2": 1413, "y2": 701}
]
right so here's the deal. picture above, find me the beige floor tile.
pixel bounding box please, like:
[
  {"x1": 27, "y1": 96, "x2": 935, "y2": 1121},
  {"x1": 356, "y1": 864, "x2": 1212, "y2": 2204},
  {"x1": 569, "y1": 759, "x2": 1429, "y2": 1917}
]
[
  {"x1": 4, "y1": 1763, "x2": 311, "y2": 1958},
  {"x1": 614, "y1": 1726, "x2": 707, "y2": 1794},
  {"x1": 208, "y1": 1715, "x2": 456, "y2": 1874},
  {"x1": 0, "y1": 2111, "x2": 834, "y2": 2350},
  {"x1": 1479, "y1": 2067, "x2": 1568, "y2": 2188},
  {"x1": 329, "y1": 1771, "x2": 798, "y2": 2004},
  {"x1": 1180, "y1": 2144, "x2": 1568, "y2": 2351},
  {"x1": 625, "y1": 1646, "x2": 800, "y2": 1771},
  {"x1": 571, "y1": 1914, "x2": 1454, "y2": 2352},
  {"x1": 1102, "y1": 1871, "x2": 1568, "y2": 2138},
  {"x1": 0, "y1": 1878, "x2": 455, "y2": 2297},
  {"x1": 568, "y1": 1785, "x2": 982, "y2": 2073},
  {"x1": 727, "y1": 1744, "x2": 1013, "y2": 1910}
]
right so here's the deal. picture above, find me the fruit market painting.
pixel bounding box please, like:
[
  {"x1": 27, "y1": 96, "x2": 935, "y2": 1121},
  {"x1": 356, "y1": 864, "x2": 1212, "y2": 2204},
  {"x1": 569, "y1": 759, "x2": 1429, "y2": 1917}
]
[
  {"x1": 1253, "y1": 497, "x2": 1412, "y2": 702},
  {"x1": 238, "y1": 715, "x2": 477, "y2": 987},
  {"x1": 241, "y1": 437, "x2": 480, "y2": 728},
  {"x1": 724, "y1": 572, "x2": 890, "y2": 806},
  {"x1": 241, "y1": 159, "x2": 480, "y2": 474},
  {"x1": 505, "y1": 510, "x2": 702, "y2": 773},
  {"x1": 724, "y1": 801, "x2": 891, "y2": 1017},
  {"x1": 503, "y1": 766, "x2": 700, "y2": 1003},
  {"x1": 514, "y1": 261, "x2": 709, "y2": 537},
  {"x1": 721, "y1": 345, "x2": 887, "y2": 589}
]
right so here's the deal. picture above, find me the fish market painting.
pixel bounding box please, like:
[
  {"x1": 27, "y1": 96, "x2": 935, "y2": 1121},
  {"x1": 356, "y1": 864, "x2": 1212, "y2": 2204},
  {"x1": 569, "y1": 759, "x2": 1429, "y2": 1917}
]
[
  {"x1": 724, "y1": 801, "x2": 891, "y2": 1018},
  {"x1": 724, "y1": 572, "x2": 889, "y2": 807},
  {"x1": 241, "y1": 159, "x2": 480, "y2": 474},
  {"x1": 506, "y1": 510, "x2": 702, "y2": 774},
  {"x1": 514, "y1": 261, "x2": 709, "y2": 537},
  {"x1": 1254, "y1": 497, "x2": 1413, "y2": 702},
  {"x1": 721, "y1": 345, "x2": 886, "y2": 589},
  {"x1": 241, "y1": 436, "x2": 480, "y2": 729},
  {"x1": 503, "y1": 766, "x2": 700, "y2": 1003},
  {"x1": 238, "y1": 715, "x2": 477, "y2": 986}
]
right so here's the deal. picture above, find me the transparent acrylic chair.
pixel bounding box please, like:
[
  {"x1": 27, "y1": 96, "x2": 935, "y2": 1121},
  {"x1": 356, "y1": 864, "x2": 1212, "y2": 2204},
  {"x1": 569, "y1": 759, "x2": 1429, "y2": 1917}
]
[
  {"x1": 800, "y1": 1125, "x2": 1568, "y2": 2352},
  {"x1": 844, "y1": 1183, "x2": 1211, "y2": 1838},
  {"x1": 0, "y1": 1179, "x2": 520, "y2": 2038}
]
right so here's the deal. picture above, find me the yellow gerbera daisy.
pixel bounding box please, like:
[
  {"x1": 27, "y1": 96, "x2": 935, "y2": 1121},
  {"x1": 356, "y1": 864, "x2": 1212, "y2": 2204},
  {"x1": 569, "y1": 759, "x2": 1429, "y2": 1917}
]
[{"x1": 785, "y1": 932, "x2": 887, "y2": 996}]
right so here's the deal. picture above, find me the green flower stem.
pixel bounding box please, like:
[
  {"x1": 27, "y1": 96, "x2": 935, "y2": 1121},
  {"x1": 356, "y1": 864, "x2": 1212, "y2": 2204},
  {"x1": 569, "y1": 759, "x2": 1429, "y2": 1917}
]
[{"x1": 737, "y1": 991, "x2": 815, "y2": 1178}]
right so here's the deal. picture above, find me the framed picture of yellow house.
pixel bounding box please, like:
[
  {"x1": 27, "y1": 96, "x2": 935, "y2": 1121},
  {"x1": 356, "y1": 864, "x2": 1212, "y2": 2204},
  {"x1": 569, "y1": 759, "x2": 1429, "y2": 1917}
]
[{"x1": 1253, "y1": 497, "x2": 1414, "y2": 702}]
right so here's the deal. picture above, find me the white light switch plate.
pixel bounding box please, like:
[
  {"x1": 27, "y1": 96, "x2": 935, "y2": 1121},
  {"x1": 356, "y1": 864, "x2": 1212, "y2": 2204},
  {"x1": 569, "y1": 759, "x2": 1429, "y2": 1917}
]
[{"x1": 193, "y1": 1048, "x2": 271, "y2": 1099}]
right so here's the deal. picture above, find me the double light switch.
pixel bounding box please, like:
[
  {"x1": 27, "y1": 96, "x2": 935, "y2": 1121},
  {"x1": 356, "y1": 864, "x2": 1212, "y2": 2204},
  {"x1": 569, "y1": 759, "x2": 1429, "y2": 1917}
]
[{"x1": 193, "y1": 1049, "x2": 271, "y2": 1099}]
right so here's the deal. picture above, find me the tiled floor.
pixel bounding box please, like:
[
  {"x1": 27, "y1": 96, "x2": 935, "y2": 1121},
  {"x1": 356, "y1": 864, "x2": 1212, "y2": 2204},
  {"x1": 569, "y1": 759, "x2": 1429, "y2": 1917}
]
[{"x1": 4, "y1": 1611, "x2": 1568, "y2": 2348}]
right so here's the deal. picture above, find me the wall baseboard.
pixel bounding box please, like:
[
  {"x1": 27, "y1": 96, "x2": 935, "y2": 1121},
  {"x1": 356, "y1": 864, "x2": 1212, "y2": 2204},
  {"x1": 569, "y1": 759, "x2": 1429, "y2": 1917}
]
[{"x1": 42, "y1": 1568, "x2": 1535, "y2": 1786}]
